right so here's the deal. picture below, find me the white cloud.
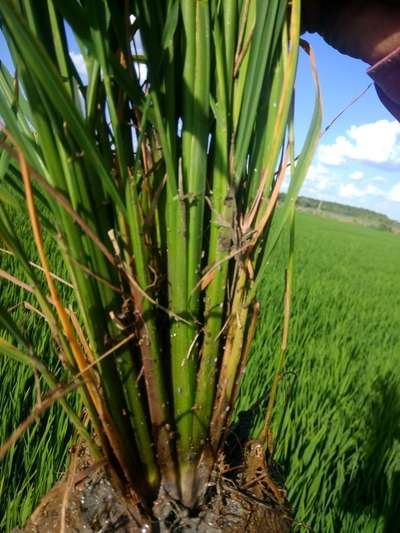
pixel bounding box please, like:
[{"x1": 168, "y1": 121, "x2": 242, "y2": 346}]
[
  {"x1": 387, "y1": 182, "x2": 400, "y2": 202},
  {"x1": 298, "y1": 121, "x2": 400, "y2": 219},
  {"x1": 304, "y1": 163, "x2": 335, "y2": 192},
  {"x1": 318, "y1": 120, "x2": 400, "y2": 170},
  {"x1": 69, "y1": 51, "x2": 87, "y2": 81},
  {"x1": 339, "y1": 183, "x2": 364, "y2": 199},
  {"x1": 134, "y1": 62, "x2": 147, "y2": 84},
  {"x1": 349, "y1": 170, "x2": 363, "y2": 180},
  {"x1": 319, "y1": 136, "x2": 351, "y2": 166},
  {"x1": 69, "y1": 50, "x2": 147, "y2": 86},
  {"x1": 339, "y1": 182, "x2": 386, "y2": 200},
  {"x1": 366, "y1": 185, "x2": 385, "y2": 196}
]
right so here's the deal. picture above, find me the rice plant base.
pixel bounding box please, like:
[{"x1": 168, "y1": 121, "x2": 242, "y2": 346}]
[{"x1": 17, "y1": 447, "x2": 292, "y2": 533}]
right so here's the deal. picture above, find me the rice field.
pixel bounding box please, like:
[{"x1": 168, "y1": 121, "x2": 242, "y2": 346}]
[
  {"x1": 0, "y1": 214, "x2": 78, "y2": 532},
  {"x1": 1, "y1": 211, "x2": 400, "y2": 531},
  {"x1": 237, "y1": 212, "x2": 400, "y2": 532}
]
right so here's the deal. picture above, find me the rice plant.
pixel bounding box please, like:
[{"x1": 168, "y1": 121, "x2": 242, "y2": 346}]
[{"x1": 0, "y1": 0, "x2": 320, "y2": 517}]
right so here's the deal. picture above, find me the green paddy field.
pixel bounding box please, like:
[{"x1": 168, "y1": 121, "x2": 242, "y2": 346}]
[{"x1": 1, "y1": 211, "x2": 400, "y2": 532}]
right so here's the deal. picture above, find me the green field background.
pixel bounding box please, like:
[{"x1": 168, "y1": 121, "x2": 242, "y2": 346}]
[
  {"x1": 237, "y1": 212, "x2": 400, "y2": 532},
  {"x1": 0, "y1": 214, "x2": 77, "y2": 532},
  {"x1": 1, "y1": 212, "x2": 400, "y2": 532}
]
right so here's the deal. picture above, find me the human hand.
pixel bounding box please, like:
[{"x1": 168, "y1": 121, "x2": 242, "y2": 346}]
[{"x1": 302, "y1": 0, "x2": 400, "y2": 65}]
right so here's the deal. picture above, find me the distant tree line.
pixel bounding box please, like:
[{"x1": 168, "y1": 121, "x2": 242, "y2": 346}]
[{"x1": 278, "y1": 194, "x2": 400, "y2": 233}]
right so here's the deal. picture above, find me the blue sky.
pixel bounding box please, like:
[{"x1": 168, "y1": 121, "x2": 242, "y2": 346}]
[
  {"x1": 0, "y1": 29, "x2": 399, "y2": 221},
  {"x1": 296, "y1": 33, "x2": 400, "y2": 221}
]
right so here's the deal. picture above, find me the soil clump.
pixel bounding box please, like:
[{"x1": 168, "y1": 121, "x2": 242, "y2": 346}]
[{"x1": 13, "y1": 443, "x2": 292, "y2": 532}]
